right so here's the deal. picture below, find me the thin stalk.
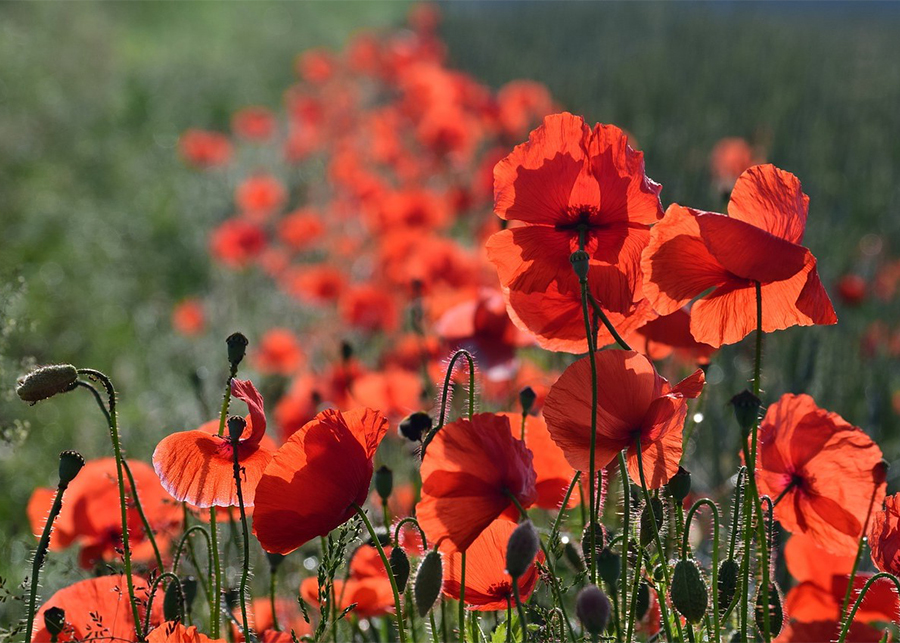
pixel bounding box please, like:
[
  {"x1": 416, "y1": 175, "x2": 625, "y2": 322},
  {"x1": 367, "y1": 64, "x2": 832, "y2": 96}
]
[
  {"x1": 548, "y1": 472, "x2": 581, "y2": 548},
  {"x1": 837, "y1": 573, "x2": 900, "y2": 643},
  {"x1": 511, "y1": 582, "x2": 529, "y2": 643},
  {"x1": 394, "y1": 517, "x2": 428, "y2": 550},
  {"x1": 459, "y1": 552, "x2": 467, "y2": 643},
  {"x1": 422, "y1": 349, "x2": 476, "y2": 455},
  {"x1": 579, "y1": 277, "x2": 599, "y2": 586},
  {"x1": 430, "y1": 611, "x2": 440, "y2": 643},
  {"x1": 24, "y1": 482, "x2": 69, "y2": 643},
  {"x1": 121, "y1": 459, "x2": 164, "y2": 571},
  {"x1": 683, "y1": 499, "x2": 721, "y2": 643},
  {"x1": 617, "y1": 453, "x2": 631, "y2": 641},
  {"x1": 840, "y1": 481, "x2": 881, "y2": 619},
  {"x1": 144, "y1": 572, "x2": 185, "y2": 635},
  {"x1": 269, "y1": 564, "x2": 280, "y2": 632},
  {"x1": 232, "y1": 437, "x2": 252, "y2": 640},
  {"x1": 172, "y1": 525, "x2": 213, "y2": 575},
  {"x1": 625, "y1": 544, "x2": 644, "y2": 643},
  {"x1": 587, "y1": 294, "x2": 632, "y2": 351}
]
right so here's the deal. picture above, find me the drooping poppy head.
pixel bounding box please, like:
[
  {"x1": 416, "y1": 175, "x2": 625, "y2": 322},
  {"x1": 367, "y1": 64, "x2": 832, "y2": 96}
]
[
  {"x1": 486, "y1": 112, "x2": 663, "y2": 318},
  {"x1": 253, "y1": 407, "x2": 389, "y2": 554},
  {"x1": 153, "y1": 378, "x2": 273, "y2": 508},
  {"x1": 641, "y1": 165, "x2": 837, "y2": 347},
  {"x1": 870, "y1": 493, "x2": 900, "y2": 577},
  {"x1": 755, "y1": 393, "x2": 885, "y2": 554},
  {"x1": 147, "y1": 622, "x2": 224, "y2": 643},
  {"x1": 543, "y1": 350, "x2": 704, "y2": 489},
  {"x1": 32, "y1": 575, "x2": 162, "y2": 642},
  {"x1": 416, "y1": 413, "x2": 537, "y2": 552},
  {"x1": 442, "y1": 518, "x2": 544, "y2": 611}
]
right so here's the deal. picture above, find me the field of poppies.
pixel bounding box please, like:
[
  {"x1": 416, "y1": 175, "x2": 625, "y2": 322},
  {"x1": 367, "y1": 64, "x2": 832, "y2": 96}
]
[{"x1": 3, "y1": 3, "x2": 900, "y2": 642}]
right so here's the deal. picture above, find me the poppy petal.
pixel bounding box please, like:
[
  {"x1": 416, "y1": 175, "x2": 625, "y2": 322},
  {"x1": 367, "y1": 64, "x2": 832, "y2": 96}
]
[{"x1": 727, "y1": 164, "x2": 809, "y2": 245}]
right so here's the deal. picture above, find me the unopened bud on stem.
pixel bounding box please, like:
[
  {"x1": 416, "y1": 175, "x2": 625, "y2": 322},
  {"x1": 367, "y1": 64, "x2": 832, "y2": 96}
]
[{"x1": 16, "y1": 365, "x2": 79, "y2": 404}]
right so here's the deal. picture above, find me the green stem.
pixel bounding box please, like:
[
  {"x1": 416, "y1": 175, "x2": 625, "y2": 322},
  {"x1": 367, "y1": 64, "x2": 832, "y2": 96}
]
[
  {"x1": 353, "y1": 504, "x2": 407, "y2": 643},
  {"x1": 24, "y1": 482, "x2": 68, "y2": 643},
  {"x1": 579, "y1": 277, "x2": 599, "y2": 586},
  {"x1": 548, "y1": 472, "x2": 581, "y2": 548},
  {"x1": 270, "y1": 564, "x2": 280, "y2": 632},
  {"x1": 394, "y1": 517, "x2": 428, "y2": 550},
  {"x1": 430, "y1": 611, "x2": 440, "y2": 643},
  {"x1": 837, "y1": 573, "x2": 900, "y2": 643},
  {"x1": 840, "y1": 483, "x2": 880, "y2": 619},
  {"x1": 122, "y1": 459, "x2": 164, "y2": 571},
  {"x1": 421, "y1": 349, "x2": 476, "y2": 455},
  {"x1": 625, "y1": 544, "x2": 643, "y2": 643},
  {"x1": 172, "y1": 525, "x2": 213, "y2": 575},
  {"x1": 617, "y1": 453, "x2": 631, "y2": 641},
  {"x1": 683, "y1": 499, "x2": 721, "y2": 643},
  {"x1": 511, "y1": 582, "x2": 529, "y2": 643},
  {"x1": 232, "y1": 436, "x2": 252, "y2": 641},
  {"x1": 458, "y1": 552, "x2": 467, "y2": 643},
  {"x1": 587, "y1": 294, "x2": 632, "y2": 350},
  {"x1": 144, "y1": 572, "x2": 185, "y2": 635}
]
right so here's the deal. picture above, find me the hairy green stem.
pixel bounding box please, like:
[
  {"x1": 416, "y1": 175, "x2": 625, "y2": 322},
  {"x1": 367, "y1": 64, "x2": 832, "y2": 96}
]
[{"x1": 24, "y1": 481, "x2": 69, "y2": 643}]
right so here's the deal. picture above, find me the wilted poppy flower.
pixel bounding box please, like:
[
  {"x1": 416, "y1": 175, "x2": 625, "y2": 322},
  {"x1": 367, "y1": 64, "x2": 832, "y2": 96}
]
[
  {"x1": 148, "y1": 622, "x2": 224, "y2": 643},
  {"x1": 416, "y1": 413, "x2": 537, "y2": 551},
  {"x1": 870, "y1": 493, "x2": 900, "y2": 576},
  {"x1": 232, "y1": 106, "x2": 277, "y2": 141},
  {"x1": 486, "y1": 112, "x2": 663, "y2": 317},
  {"x1": 33, "y1": 575, "x2": 161, "y2": 642},
  {"x1": 210, "y1": 218, "x2": 267, "y2": 268},
  {"x1": 172, "y1": 298, "x2": 205, "y2": 337},
  {"x1": 179, "y1": 129, "x2": 233, "y2": 168},
  {"x1": 252, "y1": 328, "x2": 305, "y2": 375},
  {"x1": 253, "y1": 407, "x2": 389, "y2": 554},
  {"x1": 543, "y1": 350, "x2": 704, "y2": 489},
  {"x1": 755, "y1": 393, "x2": 885, "y2": 553},
  {"x1": 236, "y1": 175, "x2": 287, "y2": 221},
  {"x1": 153, "y1": 379, "x2": 273, "y2": 507},
  {"x1": 28, "y1": 458, "x2": 181, "y2": 569},
  {"x1": 442, "y1": 518, "x2": 543, "y2": 610},
  {"x1": 641, "y1": 165, "x2": 837, "y2": 347}
]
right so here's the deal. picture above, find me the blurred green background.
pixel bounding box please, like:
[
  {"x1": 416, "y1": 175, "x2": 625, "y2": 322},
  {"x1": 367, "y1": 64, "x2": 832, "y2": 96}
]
[{"x1": 2, "y1": 0, "x2": 900, "y2": 623}]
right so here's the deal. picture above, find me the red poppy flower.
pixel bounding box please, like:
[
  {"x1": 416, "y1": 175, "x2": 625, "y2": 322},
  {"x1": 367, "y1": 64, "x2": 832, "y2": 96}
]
[
  {"x1": 416, "y1": 413, "x2": 537, "y2": 552},
  {"x1": 641, "y1": 165, "x2": 837, "y2": 347},
  {"x1": 210, "y1": 218, "x2": 267, "y2": 268},
  {"x1": 33, "y1": 575, "x2": 161, "y2": 642},
  {"x1": 486, "y1": 112, "x2": 663, "y2": 316},
  {"x1": 623, "y1": 308, "x2": 717, "y2": 364},
  {"x1": 281, "y1": 264, "x2": 346, "y2": 305},
  {"x1": 836, "y1": 274, "x2": 867, "y2": 307},
  {"x1": 252, "y1": 328, "x2": 305, "y2": 375},
  {"x1": 231, "y1": 598, "x2": 312, "y2": 642},
  {"x1": 755, "y1": 393, "x2": 885, "y2": 554},
  {"x1": 172, "y1": 298, "x2": 205, "y2": 337},
  {"x1": 179, "y1": 129, "x2": 233, "y2": 168},
  {"x1": 299, "y1": 544, "x2": 395, "y2": 619},
  {"x1": 153, "y1": 379, "x2": 273, "y2": 508},
  {"x1": 870, "y1": 493, "x2": 900, "y2": 577},
  {"x1": 232, "y1": 106, "x2": 277, "y2": 141},
  {"x1": 277, "y1": 208, "x2": 325, "y2": 251},
  {"x1": 296, "y1": 48, "x2": 337, "y2": 84},
  {"x1": 365, "y1": 188, "x2": 451, "y2": 233},
  {"x1": 777, "y1": 621, "x2": 885, "y2": 643},
  {"x1": 339, "y1": 284, "x2": 400, "y2": 333},
  {"x1": 148, "y1": 622, "x2": 224, "y2": 643},
  {"x1": 236, "y1": 175, "x2": 287, "y2": 221},
  {"x1": 349, "y1": 368, "x2": 424, "y2": 422},
  {"x1": 253, "y1": 407, "x2": 389, "y2": 554},
  {"x1": 709, "y1": 137, "x2": 758, "y2": 189},
  {"x1": 543, "y1": 350, "x2": 704, "y2": 489},
  {"x1": 442, "y1": 518, "x2": 544, "y2": 611},
  {"x1": 495, "y1": 80, "x2": 555, "y2": 139},
  {"x1": 28, "y1": 458, "x2": 181, "y2": 569}
]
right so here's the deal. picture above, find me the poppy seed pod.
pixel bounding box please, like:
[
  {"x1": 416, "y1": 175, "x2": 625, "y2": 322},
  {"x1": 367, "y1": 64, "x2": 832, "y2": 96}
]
[
  {"x1": 874, "y1": 459, "x2": 889, "y2": 486},
  {"x1": 16, "y1": 364, "x2": 79, "y2": 404},
  {"x1": 226, "y1": 332, "x2": 249, "y2": 367},
  {"x1": 569, "y1": 250, "x2": 590, "y2": 282},
  {"x1": 399, "y1": 411, "x2": 432, "y2": 442},
  {"x1": 227, "y1": 415, "x2": 246, "y2": 443},
  {"x1": 575, "y1": 585, "x2": 610, "y2": 635},
  {"x1": 670, "y1": 559, "x2": 708, "y2": 623},
  {"x1": 596, "y1": 548, "x2": 620, "y2": 587},
  {"x1": 564, "y1": 541, "x2": 585, "y2": 572},
  {"x1": 266, "y1": 552, "x2": 285, "y2": 571},
  {"x1": 390, "y1": 546, "x2": 411, "y2": 593},
  {"x1": 181, "y1": 576, "x2": 198, "y2": 612},
  {"x1": 667, "y1": 467, "x2": 691, "y2": 503},
  {"x1": 717, "y1": 558, "x2": 739, "y2": 613},
  {"x1": 505, "y1": 520, "x2": 539, "y2": 578},
  {"x1": 58, "y1": 450, "x2": 85, "y2": 487},
  {"x1": 640, "y1": 497, "x2": 666, "y2": 548},
  {"x1": 755, "y1": 583, "x2": 784, "y2": 638},
  {"x1": 729, "y1": 390, "x2": 761, "y2": 438},
  {"x1": 43, "y1": 606, "x2": 66, "y2": 637},
  {"x1": 414, "y1": 550, "x2": 443, "y2": 618},
  {"x1": 374, "y1": 465, "x2": 393, "y2": 503},
  {"x1": 163, "y1": 578, "x2": 184, "y2": 622},
  {"x1": 581, "y1": 521, "x2": 605, "y2": 567},
  {"x1": 518, "y1": 386, "x2": 537, "y2": 415},
  {"x1": 635, "y1": 582, "x2": 650, "y2": 620}
]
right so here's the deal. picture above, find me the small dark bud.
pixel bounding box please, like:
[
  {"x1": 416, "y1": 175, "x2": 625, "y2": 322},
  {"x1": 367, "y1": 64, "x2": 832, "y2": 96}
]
[
  {"x1": 581, "y1": 521, "x2": 605, "y2": 567},
  {"x1": 575, "y1": 585, "x2": 610, "y2": 635},
  {"x1": 755, "y1": 583, "x2": 784, "y2": 638},
  {"x1": 399, "y1": 412, "x2": 432, "y2": 442},
  {"x1": 414, "y1": 550, "x2": 443, "y2": 618},
  {"x1": 569, "y1": 250, "x2": 590, "y2": 282},
  {"x1": 224, "y1": 588, "x2": 240, "y2": 610},
  {"x1": 58, "y1": 450, "x2": 85, "y2": 486},
  {"x1": 340, "y1": 340, "x2": 353, "y2": 362},
  {"x1": 16, "y1": 364, "x2": 78, "y2": 404},
  {"x1": 873, "y1": 459, "x2": 889, "y2": 486},
  {"x1": 564, "y1": 541, "x2": 585, "y2": 572},
  {"x1": 717, "y1": 558, "x2": 739, "y2": 613},
  {"x1": 729, "y1": 390, "x2": 761, "y2": 437},
  {"x1": 640, "y1": 497, "x2": 666, "y2": 548},
  {"x1": 390, "y1": 547, "x2": 411, "y2": 593},
  {"x1": 181, "y1": 576, "x2": 198, "y2": 612},
  {"x1": 266, "y1": 552, "x2": 286, "y2": 571},
  {"x1": 226, "y1": 333, "x2": 249, "y2": 367},
  {"x1": 670, "y1": 559, "x2": 708, "y2": 623},
  {"x1": 635, "y1": 582, "x2": 650, "y2": 620},
  {"x1": 518, "y1": 386, "x2": 537, "y2": 415},
  {"x1": 43, "y1": 606, "x2": 66, "y2": 637},
  {"x1": 506, "y1": 520, "x2": 539, "y2": 579},
  {"x1": 597, "y1": 548, "x2": 620, "y2": 587},
  {"x1": 163, "y1": 579, "x2": 184, "y2": 622},
  {"x1": 375, "y1": 466, "x2": 393, "y2": 503},
  {"x1": 667, "y1": 467, "x2": 692, "y2": 503},
  {"x1": 227, "y1": 415, "x2": 246, "y2": 443}
]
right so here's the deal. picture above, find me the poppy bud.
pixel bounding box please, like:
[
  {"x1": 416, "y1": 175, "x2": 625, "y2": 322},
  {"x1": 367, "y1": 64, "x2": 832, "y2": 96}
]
[
  {"x1": 729, "y1": 390, "x2": 761, "y2": 437},
  {"x1": 581, "y1": 521, "x2": 605, "y2": 567},
  {"x1": 717, "y1": 558, "x2": 739, "y2": 613},
  {"x1": 58, "y1": 450, "x2": 85, "y2": 487},
  {"x1": 755, "y1": 583, "x2": 784, "y2": 638},
  {"x1": 16, "y1": 364, "x2": 78, "y2": 404},
  {"x1": 266, "y1": 552, "x2": 285, "y2": 571},
  {"x1": 340, "y1": 340, "x2": 353, "y2": 362},
  {"x1": 518, "y1": 386, "x2": 537, "y2": 415},
  {"x1": 506, "y1": 520, "x2": 539, "y2": 579},
  {"x1": 414, "y1": 550, "x2": 443, "y2": 618},
  {"x1": 874, "y1": 459, "x2": 889, "y2": 486},
  {"x1": 227, "y1": 415, "x2": 246, "y2": 443},
  {"x1": 181, "y1": 576, "x2": 198, "y2": 612},
  {"x1": 564, "y1": 541, "x2": 585, "y2": 572},
  {"x1": 226, "y1": 332, "x2": 249, "y2": 367},
  {"x1": 670, "y1": 559, "x2": 708, "y2": 623},
  {"x1": 390, "y1": 546, "x2": 411, "y2": 593},
  {"x1": 224, "y1": 588, "x2": 240, "y2": 610},
  {"x1": 640, "y1": 497, "x2": 666, "y2": 548},
  {"x1": 597, "y1": 548, "x2": 620, "y2": 587},
  {"x1": 635, "y1": 582, "x2": 650, "y2": 620},
  {"x1": 575, "y1": 585, "x2": 610, "y2": 635},
  {"x1": 375, "y1": 465, "x2": 393, "y2": 503},
  {"x1": 667, "y1": 467, "x2": 691, "y2": 503},
  {"x1": 399, "y1": 411, "x2": 432, "y2": 442},
  {"x1": 569, "y1": 250, "x2": 590, "y2": 282},
  {"x1": 163, "y1": 578, "x2": 184, "y2": 622},
  {"x1": 43, "y1": 606, "x2": 66, "y2": 637}
]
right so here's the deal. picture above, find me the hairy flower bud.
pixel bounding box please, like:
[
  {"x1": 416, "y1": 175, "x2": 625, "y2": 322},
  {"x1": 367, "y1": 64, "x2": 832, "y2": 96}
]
[
  {"x1": 16, "y1": 364, "x2": 78, "y2": 404},
  {"x1": 755, "y1": 583, "x2": 784, "y2": 638},
  {"x1": 414, "y1": 550, "x2": 443, "y2": 618},
  {"x1": 575, "y1": 585, "x2": 610, "y2": 635},
  {"x1": 43, "y1": 606, "x2": 66, "y2": 637},
  {"x1": 581, "y1": 521, "x2": 605, "y2": 567},
  {"x1": 667, "y1": 467, "x2": 692, "y2": 503},
  {"x1": 640, "y1": 497, "x2": 666, "y2": 548},
  {"x1": 58, "y1": 450, "x2": 85, "y2": 487},
  {"x1": 635, "y1": 582, "x2": 650, "y2": 620},
  {"x1": 518, "y1": 386, "x2": 537, "y2": 416},
  {"x1": 399, "y1": 411, "x2": 432, "y2": 442},
  {"x1": 390, "y1": 546, "x2": 411, "y2": 593},
  {"x1": 597, "y1": 547, "x2": 620, "y2": 587},
  {"x1": 163, "y1": 578, "x2": 184, "y2": 622},
  {"x1": 375, "y1": 466, "x2": 393, "y2": 503},
  {"x1": 671, "y1": 560, "x2": 708, "y2": 623},
  {"x1": 564, "y1": 541, "x2": 585, "y2": 572},
  {"x1": 182, "y1": 576, "x2": 198, "y2": 612},
  {"x1": 226, "y1": 332, "x2": 249, "y2": 367},
  {"x1": 717, "y1": 558, "x2": 739, "y2": 614},
  {"x1": 730, "y1": 390, "x2": 761, "y2": 438},
  {"x1": 506, "y1": 520, "x2": 539, "y2": 579}
]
